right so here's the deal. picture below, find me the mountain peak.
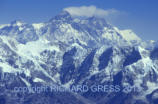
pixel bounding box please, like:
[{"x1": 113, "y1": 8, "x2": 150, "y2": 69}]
[
  {"x1": 11, "y1": 20, "x2": 24, "y2": 26},
  {"x1": 58, "y1": 11, "x2": 71, "y2": 17},
  {"x1": 84, "y1": 16, "x2": 110, "y2": 29},
  {"x1": 50, "y1": 11, "x2": 72, "y2": 22}
]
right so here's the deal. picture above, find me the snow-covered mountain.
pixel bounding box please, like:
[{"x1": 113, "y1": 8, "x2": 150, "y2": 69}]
[{"x1": 0, "y1": 11, "x2": 158, "y2": 104}]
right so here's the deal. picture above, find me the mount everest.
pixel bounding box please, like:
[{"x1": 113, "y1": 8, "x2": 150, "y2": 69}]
[{"x1": 0, "y1": 11, "x2": 158, "y2": 104}]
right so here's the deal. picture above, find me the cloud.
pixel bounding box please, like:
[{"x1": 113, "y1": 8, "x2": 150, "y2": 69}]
[{"x1": 63, "y1": 5, "x2": 120, "y2": 18}]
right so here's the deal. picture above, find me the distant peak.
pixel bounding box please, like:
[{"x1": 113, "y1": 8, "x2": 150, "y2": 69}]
[
  {"x1": 58, "y1": 11, "x2": 71, "y2": 17},
  {"x1": 11, "y1": 20, "x2": 25, "y2": 26},
  {"x1": 87, "y1": 16, "x2": 107, "y2": 23},
  {"x1": 50, "y1": 11, "x2": 72, "y2": 22},
  {"x1": 85, "y1": 16, "x2": 110, "y2": 28}
]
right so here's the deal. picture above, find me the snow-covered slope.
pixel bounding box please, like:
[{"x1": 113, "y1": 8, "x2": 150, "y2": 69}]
[{"x1": 0, "y1": 11, "x2": 158, "y2": 104}]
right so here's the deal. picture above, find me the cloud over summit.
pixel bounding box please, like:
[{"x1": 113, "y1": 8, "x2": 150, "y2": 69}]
[{"x1": 63, "y1": 5, "x2": 119, "y2": 18}]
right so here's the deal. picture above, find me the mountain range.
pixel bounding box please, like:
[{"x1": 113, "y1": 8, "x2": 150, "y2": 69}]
[{"x1": 0, "y1": 11, "x2": 158, "y2": 104}]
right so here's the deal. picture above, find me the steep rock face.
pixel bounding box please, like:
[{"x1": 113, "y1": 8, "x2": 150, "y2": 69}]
[
  {"x1": 0, "y1": 11, "x2": 158, "y2": 104},
  {"x1": 98, "y1": 47, "x2": 113, "y2": 70},
  {"x1": 75, "y1": 49, "x2": 96, "y2": 83},
  {"x1": 60, "y1": 47, "x2": 77, "y2": 84},
  {"x1": 150, "y1": 48, "x2": 158, "y2": 60},
  {"x1": 123, "y1": 48, "x2": 142, "y2": 67}
]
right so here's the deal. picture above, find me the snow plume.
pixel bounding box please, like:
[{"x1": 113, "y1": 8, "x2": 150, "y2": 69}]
[{"x1": 63, "y1": 5, "x2": 119, "y2": 18}]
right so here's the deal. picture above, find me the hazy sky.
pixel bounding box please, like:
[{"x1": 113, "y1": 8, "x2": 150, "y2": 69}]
[{"x1": 0, "y1": 0, "x2": 158, "y2": 41}]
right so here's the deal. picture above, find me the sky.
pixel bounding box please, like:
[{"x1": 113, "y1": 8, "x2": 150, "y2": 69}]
[{"x1": 0, "y1": 0, "x2": 158, "y2": 41}]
